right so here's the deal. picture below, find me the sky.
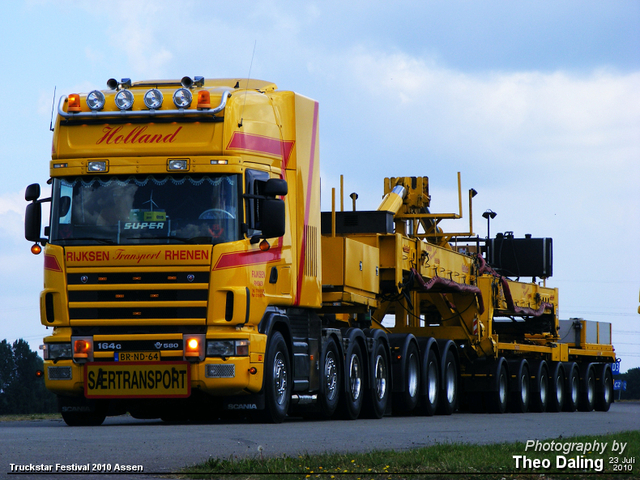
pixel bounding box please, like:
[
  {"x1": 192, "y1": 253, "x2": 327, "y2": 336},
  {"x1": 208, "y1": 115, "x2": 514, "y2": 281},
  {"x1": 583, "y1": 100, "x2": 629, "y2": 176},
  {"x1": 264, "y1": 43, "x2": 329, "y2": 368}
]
[{"x1": 0, "y1": 0, "x2": 638, "y2": 372}]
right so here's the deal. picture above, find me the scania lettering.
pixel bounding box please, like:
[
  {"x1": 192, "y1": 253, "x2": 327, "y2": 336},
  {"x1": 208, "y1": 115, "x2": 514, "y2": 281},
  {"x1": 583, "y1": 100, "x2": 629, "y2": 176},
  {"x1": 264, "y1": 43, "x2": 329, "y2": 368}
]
[{"x1": 25, "y1": 77, "x2": 616, "y2": 426}]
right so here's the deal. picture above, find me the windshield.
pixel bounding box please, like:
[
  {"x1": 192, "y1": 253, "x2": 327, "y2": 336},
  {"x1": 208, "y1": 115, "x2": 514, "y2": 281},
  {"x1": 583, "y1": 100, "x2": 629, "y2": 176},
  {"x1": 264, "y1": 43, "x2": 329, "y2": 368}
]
[{"x1": 50, "y1": 174, "x2": 241, "y2": 245}]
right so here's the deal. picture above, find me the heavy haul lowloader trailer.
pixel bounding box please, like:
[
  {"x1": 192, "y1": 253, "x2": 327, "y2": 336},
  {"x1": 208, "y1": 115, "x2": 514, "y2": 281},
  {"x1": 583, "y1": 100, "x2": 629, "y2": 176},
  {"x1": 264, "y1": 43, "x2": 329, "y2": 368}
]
[{"x1": 24, "y1": 77, "x2": 615, "y2": 425}]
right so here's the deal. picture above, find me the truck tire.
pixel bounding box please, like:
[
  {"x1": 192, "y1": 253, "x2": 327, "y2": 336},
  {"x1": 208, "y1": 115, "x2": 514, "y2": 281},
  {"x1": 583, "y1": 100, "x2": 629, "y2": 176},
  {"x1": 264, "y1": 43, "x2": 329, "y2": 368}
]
[
  {"x1": 59, "y1": 396, "x2": 107, "y2": 427},
  {"x1": 594, "y1": 364, "x2": 613, "y2": 412},
  {"x1": 563, "y1": 362, "x2": 579, "y2": 412},
  {"x1": 419, "y1": 347, "x2": 439, "y2": 416},
  {"x1": 509, "y1": 360, "x2": 530, "y2": 413},
  {"x1": 486, "y1": 361, "x2": 509, "y2": 414},
  {"x1": 261, "y1": 331, "x2": 291, "y2": 423},
  {"x1": 547, "y1": 363, "x2": 564, "y2": 412},
  {"x1": 337, "y1": 340, "x2": 365, "y2": 420},
  {"x1": 578, "y1": 363, "x2": 596, "y2": 412},
  {"x1": 61, "y1": 410, "x2": 106, "y2": 427},
  {"x1": 362, "y1": 340, "x2": 390, "y2": 419},
  {"x1": 392, "y1": 339, "x2": 420, "y2": 415},
  {"x1": 438, "y1": 349, "x2": 458, "y2": 415},
  {"x1": 530, "y1": 361, "x2": 549, "y2": 413},
  {"x1": 318, "y1": 336, "x2": 341, "y2": 418}
]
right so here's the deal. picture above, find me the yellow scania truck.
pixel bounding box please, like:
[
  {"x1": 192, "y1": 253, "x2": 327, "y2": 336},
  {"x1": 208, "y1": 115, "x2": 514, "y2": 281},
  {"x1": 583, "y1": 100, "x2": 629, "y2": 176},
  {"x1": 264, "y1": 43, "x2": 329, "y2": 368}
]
[{"x1": 25, "y1": 77, "x2": 615, "y2": 425}]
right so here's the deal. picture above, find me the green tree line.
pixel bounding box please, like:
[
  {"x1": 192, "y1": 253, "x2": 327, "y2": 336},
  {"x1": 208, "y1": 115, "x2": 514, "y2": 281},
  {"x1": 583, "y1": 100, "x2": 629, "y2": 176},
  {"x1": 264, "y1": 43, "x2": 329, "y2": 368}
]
[
  {"x1": 617, "y1": 367, "x2": 640, "y2": 400},
  {"x1": 0, "y1": 339, "x2": 57, "y2": 414}
]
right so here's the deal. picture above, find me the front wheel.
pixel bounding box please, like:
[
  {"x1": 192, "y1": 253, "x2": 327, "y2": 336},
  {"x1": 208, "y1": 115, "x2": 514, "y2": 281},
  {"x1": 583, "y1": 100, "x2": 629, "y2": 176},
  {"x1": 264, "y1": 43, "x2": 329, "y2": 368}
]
[{"x1": 261, "y1": 331, "x2": 291, "y2": 423}]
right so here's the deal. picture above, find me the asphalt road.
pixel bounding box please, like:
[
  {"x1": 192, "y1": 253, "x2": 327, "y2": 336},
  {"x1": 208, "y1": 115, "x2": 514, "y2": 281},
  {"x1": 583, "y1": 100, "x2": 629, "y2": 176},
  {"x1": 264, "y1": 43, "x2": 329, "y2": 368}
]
[{"x1": 3, "y1": 402, "x2": 639, "y2": 479}]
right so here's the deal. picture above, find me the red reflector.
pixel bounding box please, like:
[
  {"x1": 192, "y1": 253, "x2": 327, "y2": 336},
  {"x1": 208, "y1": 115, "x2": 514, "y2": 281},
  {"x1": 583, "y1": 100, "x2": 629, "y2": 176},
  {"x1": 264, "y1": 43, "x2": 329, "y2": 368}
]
[
  {"x1": 68, "y1": 94, "x2": 82, "y2": 112},
  {"x1": 44, "y1": 254, "x2": 62, "y2": 271}
]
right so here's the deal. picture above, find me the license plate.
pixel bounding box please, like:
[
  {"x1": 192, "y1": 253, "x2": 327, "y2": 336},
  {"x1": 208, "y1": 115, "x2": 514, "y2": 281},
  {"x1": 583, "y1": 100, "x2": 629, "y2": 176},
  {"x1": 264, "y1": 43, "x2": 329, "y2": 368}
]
[
  {"x1": 115, "y1": 351, "x2": 160, "y2": 362},
  {"x1": 84, "y1": 362, "x2": 190, "y2": 398}
]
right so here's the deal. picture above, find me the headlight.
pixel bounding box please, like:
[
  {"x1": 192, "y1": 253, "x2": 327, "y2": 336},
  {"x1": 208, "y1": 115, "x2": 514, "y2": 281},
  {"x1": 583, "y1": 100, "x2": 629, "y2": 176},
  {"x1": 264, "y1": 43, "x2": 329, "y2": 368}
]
[
  {"x1": 206, "y1": 340, "x2": 249, "y2": 357},
  {"x1": 115, "y1": 89, "x2": 134, "y2": 110},
  {"x1": 86, "y1": 90, "x2": 105, "y2": 110},
  {"x1": 173, "y1": 88, "x2": 192, "y2": 108},
  {"x1": 144, "y1": 89, "x2": 163, "y2": 109},
  {"x1": 44, "y1": 343, "x2": 72, "y2": 360}
]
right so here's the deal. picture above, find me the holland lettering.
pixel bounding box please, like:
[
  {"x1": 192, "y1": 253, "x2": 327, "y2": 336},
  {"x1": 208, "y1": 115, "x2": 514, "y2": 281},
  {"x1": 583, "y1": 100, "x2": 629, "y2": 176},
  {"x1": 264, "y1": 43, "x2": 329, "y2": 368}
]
[{"x1": 96, "y1": 126, "x2": 182, "y2": 145}]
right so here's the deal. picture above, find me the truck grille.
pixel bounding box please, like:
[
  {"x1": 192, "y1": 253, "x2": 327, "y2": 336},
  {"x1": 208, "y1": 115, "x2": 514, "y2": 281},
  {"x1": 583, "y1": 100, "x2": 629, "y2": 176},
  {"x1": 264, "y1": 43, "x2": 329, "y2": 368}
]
[{"x1": 67, "y1": 269, "x2": 209, "y2": 322}]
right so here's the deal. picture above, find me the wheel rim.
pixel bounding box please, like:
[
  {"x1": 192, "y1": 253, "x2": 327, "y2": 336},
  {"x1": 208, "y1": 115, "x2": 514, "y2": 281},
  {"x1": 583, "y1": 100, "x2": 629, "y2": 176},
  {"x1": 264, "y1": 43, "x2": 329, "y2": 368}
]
[
  {"x1": 498, "y1": 372, "x2": 507, "y2": 405},
  {"x1": 407, "y1": 353, "x2": 419, "y2": 398},
  {"x1": 521, "y1": 373, "x2": 529, "y2": 405},
  {"x1": 427, "y1": 360, "x2": 438, "y2": 404},
  {"x1": 324, "y1": 350, "x2": 338, "y2": 401},
  {"x1": 540, "y1": 373, "x2": 548, "y2": 405},
  {"x1": 273, "y1": 351, "x2": 288, "y2": 405},
  {"x1": 374, "y1": 354, "x2": 387, "y2": 401},
  {"x1": 556, "y1": 374, "x2": 563, "y2": 405},
  {"x1": 349, "y1": 353, "x2": 362, "y2": 401},
  {"x1": 604, "y1": 375, "x2": 612, "y2": 404},
  {"x1": 587, "y1": 374, "x2": 595, "y2": 404},
  {"x1": 445, "y1": 361, "x2": 456, "y2": 404},
  {"x1": 571, "y1": 375, "x2": 579, "y2": 404}
]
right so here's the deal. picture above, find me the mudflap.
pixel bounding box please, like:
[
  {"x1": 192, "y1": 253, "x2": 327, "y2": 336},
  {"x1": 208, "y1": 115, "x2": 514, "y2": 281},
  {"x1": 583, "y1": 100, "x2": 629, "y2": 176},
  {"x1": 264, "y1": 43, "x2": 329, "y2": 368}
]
[
  {"x1": 58, "y1": 395, "x2": 104, "y2": 414},
  {"x1": 223, "y1": 393, "x2": 266, "y2": 412}
]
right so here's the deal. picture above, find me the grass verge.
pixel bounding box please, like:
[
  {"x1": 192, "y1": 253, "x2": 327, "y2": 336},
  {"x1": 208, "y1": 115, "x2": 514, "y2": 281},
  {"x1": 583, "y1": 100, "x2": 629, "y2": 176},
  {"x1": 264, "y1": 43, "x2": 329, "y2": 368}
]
[
  {"x1": 0, "y1": 413, "x2": 61, "y2": 422},
  {"x1": 181, "y1": 430, "x2": 639, "y2": 480}
]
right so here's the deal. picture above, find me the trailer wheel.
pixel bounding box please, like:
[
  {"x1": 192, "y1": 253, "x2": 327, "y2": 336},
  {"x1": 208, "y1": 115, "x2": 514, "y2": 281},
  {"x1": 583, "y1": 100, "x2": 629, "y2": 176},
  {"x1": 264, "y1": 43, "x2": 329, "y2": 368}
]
[
  {"x1": 563, "y1": 362, "x2": 579, "y2": 412},
  {"x1": 337, "y1": 340, "x2": 365, "y2": 420},
  {"x1": 530, "y1": 361, "x2": 549, "y2": 413},
  {"x1": 578, "y1": 364, "x2": 596, "y2": 412},
  {"x1": 261, "y1": 331, "x2": 291, "y2": 423},
  {"x1": 362, "y1": 340, "x2": 390, "y2": 419},
  {"x1": 487, "y1": 362, "x2": 509, "y2": 414},
  {"x1": 547, "y1": 363, "x2": 564, "y2": 412},
  {"x1": 438, "y1": 349, "x2": 458, "y2": 415},
  {"x1": 419, "y1": 348, "x2": 439, "y2": 416},
  {"x1": 594, "y1": 364, "x2": 613, "y2": 412},
  {"x1": 393, "y1": 340, "x2": 420, "y2": 415},
  {"x1": 509, "y1": 361, "x2": 530, "y2": 413},
  {"x1": 318, "y1": 336, "x2": 341, "y2": 418}
]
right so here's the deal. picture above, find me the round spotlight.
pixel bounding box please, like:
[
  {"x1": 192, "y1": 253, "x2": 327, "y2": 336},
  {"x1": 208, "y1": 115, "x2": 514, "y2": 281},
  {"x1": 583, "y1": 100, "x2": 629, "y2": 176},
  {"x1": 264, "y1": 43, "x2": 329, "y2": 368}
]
[
  {"x1": 86, "y1": 90, "x2": 105, "y2": 111},
  {"x1": 143, "y1": 89, "x2": 164, "y2": 109},
  {"x1": 173, "y1": 88, "x2": 192, "y2": 108},
  {"x1": 114, "y1": 90, "x2": 134, "y2": 110}
]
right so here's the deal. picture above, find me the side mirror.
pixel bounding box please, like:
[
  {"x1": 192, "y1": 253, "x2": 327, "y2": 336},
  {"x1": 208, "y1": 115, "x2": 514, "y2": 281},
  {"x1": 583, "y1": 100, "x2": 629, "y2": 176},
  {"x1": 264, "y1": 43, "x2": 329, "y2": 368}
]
[
  {"x1": 25, "y1": 201, "x2": 42, "y2": 242},
  {"x1": 263, "y1": 178, "x2": 288, "y2": 197},
  {"x1": 261, "y1": 198, "x2": 285, "y2": 238},
  {"x1": 25, "y1": 183, "x2": 41, "y2": 202}
]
